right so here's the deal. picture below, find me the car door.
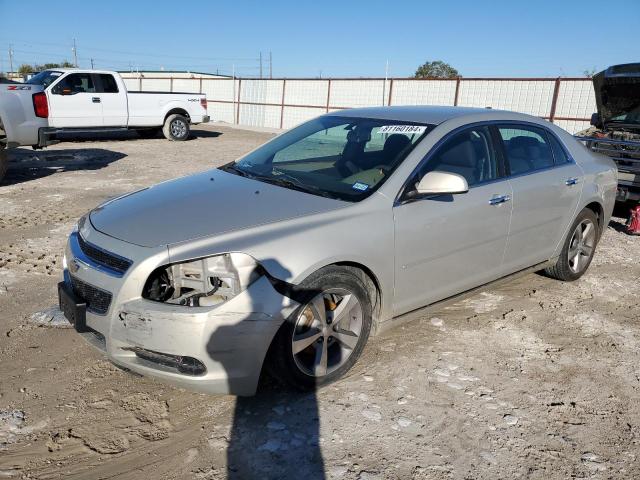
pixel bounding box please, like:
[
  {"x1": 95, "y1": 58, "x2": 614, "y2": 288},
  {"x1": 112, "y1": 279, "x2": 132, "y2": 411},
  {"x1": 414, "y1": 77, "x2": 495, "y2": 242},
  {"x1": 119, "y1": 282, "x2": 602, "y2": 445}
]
[
  {"x1": 497, "y1": 124, "x2": 583, "y2": 273},
  {"x1": 393, "y1": 125, "x2": 513, "y2": 315},
  {"x1": 96, "y1": 74, "x2": 128, "y2": 127},
  {"x1": 48, "y1": 73, "x2": 103, "y2": 127}
]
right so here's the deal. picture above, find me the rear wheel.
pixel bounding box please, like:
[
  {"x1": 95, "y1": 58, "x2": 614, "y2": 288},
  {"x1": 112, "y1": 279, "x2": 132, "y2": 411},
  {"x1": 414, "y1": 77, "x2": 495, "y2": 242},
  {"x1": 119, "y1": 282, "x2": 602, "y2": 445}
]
[
  {"x1": 162, "y1": 114, "x2": 190, "y2": 141},
  {"x1": 544, "y1": 208, "x2": 599, "y2": 281},
  {"x1": 136, "y1": 127, "x2": 161, "y2": 139},
  {"x1": 0, "y1": 144, "x2": 7, "y2": 183},
  {"x1": 268, "y1": 266, "x2": 373, "y2": 390}
]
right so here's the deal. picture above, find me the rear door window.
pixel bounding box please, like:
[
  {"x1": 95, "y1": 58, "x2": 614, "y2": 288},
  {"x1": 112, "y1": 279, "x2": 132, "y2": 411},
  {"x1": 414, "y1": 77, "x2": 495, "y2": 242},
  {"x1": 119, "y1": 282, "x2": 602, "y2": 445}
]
[
  {"x1": 51, "y1": 73, "x2": 96, "y2": 95},
  {"x1": 498, "y1": 125, "x2": 554, "y2": 175},
  {"x1": 547, "y1": 133, "x2": 571, "y2": 164},
  {"x1": 96, "y1": 74, "x2": 119, "y2": 93}
]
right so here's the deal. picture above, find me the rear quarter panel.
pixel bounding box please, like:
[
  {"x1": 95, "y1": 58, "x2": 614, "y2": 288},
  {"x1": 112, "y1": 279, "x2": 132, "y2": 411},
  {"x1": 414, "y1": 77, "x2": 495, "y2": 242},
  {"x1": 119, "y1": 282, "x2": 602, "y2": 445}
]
[{"x1": 551, "y1": 125, "x2": 617, "y2": 233}]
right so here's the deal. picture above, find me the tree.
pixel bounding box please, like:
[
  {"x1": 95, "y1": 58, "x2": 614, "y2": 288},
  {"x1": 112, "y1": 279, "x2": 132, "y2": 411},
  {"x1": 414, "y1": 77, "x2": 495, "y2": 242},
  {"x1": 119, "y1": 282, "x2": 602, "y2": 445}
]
[
  {"x1": 15, "y1": 61, "x2": 76, "y2": 75},
  {"x1": 17, "y1": 64, "x2": 33, "y2": 75},
  {"x1": 414, "y1": 60, "x2": 459, "y2": 79},
  {"x1": 583, "y1": 67, "x2": 598, "y2": 78}
]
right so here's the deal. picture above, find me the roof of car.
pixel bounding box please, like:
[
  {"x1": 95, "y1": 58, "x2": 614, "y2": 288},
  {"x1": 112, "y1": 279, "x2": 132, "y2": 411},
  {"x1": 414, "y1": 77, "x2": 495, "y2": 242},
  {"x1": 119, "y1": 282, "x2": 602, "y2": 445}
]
[{"x1": 325, "y1": 105, "x2": 538, "y2": 125}]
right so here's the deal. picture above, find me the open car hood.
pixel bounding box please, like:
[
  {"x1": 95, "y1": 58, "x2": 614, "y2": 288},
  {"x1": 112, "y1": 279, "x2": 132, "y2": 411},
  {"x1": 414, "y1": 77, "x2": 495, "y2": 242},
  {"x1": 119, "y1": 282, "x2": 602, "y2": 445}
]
[{"x1": 593, "y1": 63, "x2": 640, "y2": 130}]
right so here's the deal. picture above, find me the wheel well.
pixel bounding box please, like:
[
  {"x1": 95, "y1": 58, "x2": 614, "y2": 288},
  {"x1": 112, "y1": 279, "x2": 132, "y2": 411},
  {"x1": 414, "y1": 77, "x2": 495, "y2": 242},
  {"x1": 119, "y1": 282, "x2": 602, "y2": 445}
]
[
  {"x1": 334, "y1": 262, "x2": 383, "y2": 325},
  {"x1": 164, "y1": 109, "x2": 190, "y2": 122},
  {"x1": 584, "y1": 201, "x2": 604, "y2": 236}
]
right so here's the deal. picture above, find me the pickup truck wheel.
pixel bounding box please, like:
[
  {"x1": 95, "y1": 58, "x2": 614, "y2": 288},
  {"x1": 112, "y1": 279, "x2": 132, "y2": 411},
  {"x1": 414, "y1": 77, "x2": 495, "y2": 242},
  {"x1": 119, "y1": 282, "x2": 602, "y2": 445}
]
[
  {"x1": 544, "y1": 208, "x2": 599, "y2": 281},
  {"x1": 137, "y1": 128, "x2": 161, "y2": 139},
  {"x1": 163, "y1": 114, "x2": 190, "y2": 141},
  {"x1": 0, "y1": 144, "x2": 7, "y2": 183},
  {"x1": 267, "y1": 266, "x2": 372, "y2": 391}
]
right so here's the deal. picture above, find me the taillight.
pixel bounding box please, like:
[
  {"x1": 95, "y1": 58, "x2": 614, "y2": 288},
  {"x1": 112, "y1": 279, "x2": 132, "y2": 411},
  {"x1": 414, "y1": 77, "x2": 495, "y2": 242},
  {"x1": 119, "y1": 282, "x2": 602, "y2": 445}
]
[
  {"x1": 200, "y1": 97, "x2": 207, "y2": 111},
  {"x1": 32, "y1": 92, "x2": 49, "y2": 118}
]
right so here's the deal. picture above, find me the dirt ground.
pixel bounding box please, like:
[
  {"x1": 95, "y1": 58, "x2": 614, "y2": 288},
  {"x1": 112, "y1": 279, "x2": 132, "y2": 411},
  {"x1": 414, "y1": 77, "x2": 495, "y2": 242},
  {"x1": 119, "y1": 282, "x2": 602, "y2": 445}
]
[{"x1": 0, "y1": 123, "x2": 639, "y2": 480}]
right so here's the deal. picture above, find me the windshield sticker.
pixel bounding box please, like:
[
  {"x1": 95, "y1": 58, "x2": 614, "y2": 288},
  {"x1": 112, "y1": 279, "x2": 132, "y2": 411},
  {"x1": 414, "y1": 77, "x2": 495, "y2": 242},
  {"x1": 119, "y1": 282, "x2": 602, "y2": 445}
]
[
  {"x1": 377, "y1": 125, "x2": 427, "y2": 135},
  {"x1": 49, "y1": 72, "x2": 63, "y2": 77},
  {"x1": 352, "y1": 182, "x2": 369, "y2": 191}
]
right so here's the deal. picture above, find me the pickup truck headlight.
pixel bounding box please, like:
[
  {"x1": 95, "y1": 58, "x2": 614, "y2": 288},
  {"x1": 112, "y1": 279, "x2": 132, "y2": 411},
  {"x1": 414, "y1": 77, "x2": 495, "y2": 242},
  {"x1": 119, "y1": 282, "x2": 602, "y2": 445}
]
[{"x1": 142, "y1": 253, "x2": 261, "y2": 307}]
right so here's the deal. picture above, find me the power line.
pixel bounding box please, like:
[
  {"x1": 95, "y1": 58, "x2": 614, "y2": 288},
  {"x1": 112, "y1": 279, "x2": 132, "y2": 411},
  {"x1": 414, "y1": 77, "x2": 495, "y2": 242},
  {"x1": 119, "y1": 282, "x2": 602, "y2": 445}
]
[{"x1": 1, "y1": 37, "x2": 259, "y2": 62}]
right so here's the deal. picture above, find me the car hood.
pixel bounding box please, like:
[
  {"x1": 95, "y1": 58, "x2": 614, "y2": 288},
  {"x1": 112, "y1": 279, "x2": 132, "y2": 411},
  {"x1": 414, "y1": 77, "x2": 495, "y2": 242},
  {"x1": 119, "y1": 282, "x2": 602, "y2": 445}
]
[
  {"x1": 90, "y1": 169, "x2": 347, "y2": 247},
  {"x1": 593, "y1": 65, "x2": 640, "y2": 130}
]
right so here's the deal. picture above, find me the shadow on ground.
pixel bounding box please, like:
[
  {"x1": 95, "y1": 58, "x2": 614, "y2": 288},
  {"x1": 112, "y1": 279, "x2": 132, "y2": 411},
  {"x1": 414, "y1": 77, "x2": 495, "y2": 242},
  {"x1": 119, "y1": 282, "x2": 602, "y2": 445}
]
[
  {"x1": 1, "y1": 148, "x2": 127, "y2": 186},
  {"x1": 54, "y1": 128, "x2": 222, "y2": 143},
  {"x1": 225, "y1": 381, "x2": 325, "y2": 479}
]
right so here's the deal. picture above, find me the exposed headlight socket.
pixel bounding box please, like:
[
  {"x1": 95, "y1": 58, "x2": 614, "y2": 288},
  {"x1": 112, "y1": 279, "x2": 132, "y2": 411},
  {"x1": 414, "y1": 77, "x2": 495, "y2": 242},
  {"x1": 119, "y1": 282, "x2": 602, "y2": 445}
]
[{"x1": 142, "y1": 253, "x2": 261, "y2": 307}]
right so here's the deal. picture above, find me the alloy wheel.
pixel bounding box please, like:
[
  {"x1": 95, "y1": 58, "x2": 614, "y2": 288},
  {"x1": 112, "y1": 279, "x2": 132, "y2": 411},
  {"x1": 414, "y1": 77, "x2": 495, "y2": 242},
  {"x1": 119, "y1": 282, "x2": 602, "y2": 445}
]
[
  {"x1": 568, "y1": 218, "x2": 596, "y2": 273},
  {"x1": 170, "y1": 119, "x2": 187, "y2": 138},
  {"x1": 291, "y1": 288, "x2": 363, "y2": 377}
]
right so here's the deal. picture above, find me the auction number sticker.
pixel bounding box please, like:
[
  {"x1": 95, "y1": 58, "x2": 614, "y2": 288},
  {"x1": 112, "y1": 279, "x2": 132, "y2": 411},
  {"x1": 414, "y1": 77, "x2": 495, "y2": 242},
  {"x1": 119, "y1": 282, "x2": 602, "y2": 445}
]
[{"x1": 377, "y1": 125, "x2": 427, "y2": 134}]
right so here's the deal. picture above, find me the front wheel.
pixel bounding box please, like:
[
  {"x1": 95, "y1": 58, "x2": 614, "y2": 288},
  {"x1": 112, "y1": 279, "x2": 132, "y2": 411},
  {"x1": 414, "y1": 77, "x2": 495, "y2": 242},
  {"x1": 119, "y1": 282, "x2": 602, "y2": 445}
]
[
  {"x1": 0, "y1": 144, "x2": 7, "y2": 183},
  {"x1": 162, "y1": 114, "x2": 190, "y2": 141},
  {"x1": 544, "y1": 208, "x2": 599, "y2": 281},
  {"x1": 268, "y1": 266, "x2": 373, "y2": 390}
]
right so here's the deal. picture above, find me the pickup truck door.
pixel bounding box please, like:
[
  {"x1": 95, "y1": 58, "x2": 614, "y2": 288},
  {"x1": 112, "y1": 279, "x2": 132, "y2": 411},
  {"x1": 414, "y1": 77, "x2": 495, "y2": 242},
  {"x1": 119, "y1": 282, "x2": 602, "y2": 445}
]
[
  {"x1": 95, "y1": 73, "x2": 128, "y2": 127},
  {"x1": 48, "y1": 73, "x2": 103, "y2": 127},
  {"x1": 393, "y1": 126, "x2": 512, "y2": 315},
  {"x1": 497, "y1": 124, "x2": 583, "y2": 273}
]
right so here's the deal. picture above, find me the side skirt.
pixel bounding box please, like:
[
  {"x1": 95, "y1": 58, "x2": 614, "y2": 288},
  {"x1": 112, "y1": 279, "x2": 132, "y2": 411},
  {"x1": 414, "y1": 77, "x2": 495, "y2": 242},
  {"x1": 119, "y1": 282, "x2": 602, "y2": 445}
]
[{"x1": 375, "y1": 259, "x2": 556, "y2": 336}]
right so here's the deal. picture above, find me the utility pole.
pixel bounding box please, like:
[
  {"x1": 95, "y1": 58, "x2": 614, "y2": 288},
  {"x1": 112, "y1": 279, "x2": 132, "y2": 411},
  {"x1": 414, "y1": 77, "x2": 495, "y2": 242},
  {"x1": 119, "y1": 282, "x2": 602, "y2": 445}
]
[
  {"x1": 259, "y1": 52, "x2": 263, "y2": 79},
  {"x1": 232, "y1": 64, "x2": 236, "y2": 124},
  {"x1": 72, "y1": 38, "x2": 78, "y2": 67},
  {"x1": 90, "y1": 58, "x2": 94, "y2": 69},
  {"x1": 269, "y1": 51, "x2": 272, "y2": 79},
  {"x1": 382, "y1": 59, "x2": 389, "y2": 105},
  {"x1": 8, "y1": 44, "x2": 14, "y2": 75}
]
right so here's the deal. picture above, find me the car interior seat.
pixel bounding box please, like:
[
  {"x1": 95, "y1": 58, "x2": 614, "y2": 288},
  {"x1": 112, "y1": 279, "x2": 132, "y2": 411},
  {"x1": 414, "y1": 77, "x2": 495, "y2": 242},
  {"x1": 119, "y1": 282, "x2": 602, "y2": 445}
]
[
  {"x1": 507, "y1": 136, "x2": 550, "y2": 174},
  {"x1": 429, "y1": 132, "x2": 480, "y2": 185}
]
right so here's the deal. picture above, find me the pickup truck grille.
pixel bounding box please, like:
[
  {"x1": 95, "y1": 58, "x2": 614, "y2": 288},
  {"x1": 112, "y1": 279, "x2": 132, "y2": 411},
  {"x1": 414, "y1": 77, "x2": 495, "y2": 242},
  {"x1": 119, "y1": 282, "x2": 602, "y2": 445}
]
[
  {"x1": 78, "y1": 235, "x2": 132, "y2": 275},
  {"x1": 70, "y1": 276, "x2": 112, "y2": 315}
]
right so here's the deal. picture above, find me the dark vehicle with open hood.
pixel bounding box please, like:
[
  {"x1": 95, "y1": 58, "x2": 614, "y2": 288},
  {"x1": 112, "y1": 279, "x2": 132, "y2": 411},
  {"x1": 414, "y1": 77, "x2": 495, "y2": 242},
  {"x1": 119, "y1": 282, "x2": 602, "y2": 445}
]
[{"x1": 577, "y1": 63, "x2": 640, "y2": 207}]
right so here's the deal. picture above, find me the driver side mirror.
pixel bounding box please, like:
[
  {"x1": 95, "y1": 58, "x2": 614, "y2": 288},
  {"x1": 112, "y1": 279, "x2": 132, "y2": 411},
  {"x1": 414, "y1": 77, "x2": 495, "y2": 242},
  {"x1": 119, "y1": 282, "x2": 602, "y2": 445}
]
[{"x1": 415, "y1": 171, "x2": 469, "y2": 195}]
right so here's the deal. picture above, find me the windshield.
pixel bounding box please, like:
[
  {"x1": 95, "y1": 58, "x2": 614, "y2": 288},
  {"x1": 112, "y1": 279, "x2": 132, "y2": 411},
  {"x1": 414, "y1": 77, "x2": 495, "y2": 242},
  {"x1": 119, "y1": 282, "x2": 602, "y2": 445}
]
[
  {"x1": 26, "y1": 70, "x2": 63, "y2": 88},
  {"x1": 221, "y1": 116, "x2": 433, "y2": 201}
]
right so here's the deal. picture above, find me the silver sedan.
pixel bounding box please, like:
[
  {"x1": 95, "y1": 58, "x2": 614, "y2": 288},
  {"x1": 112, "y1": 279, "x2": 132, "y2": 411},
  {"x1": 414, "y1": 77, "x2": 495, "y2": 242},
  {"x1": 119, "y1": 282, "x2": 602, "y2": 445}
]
[{"x1": 58, "y1": 106, "x2": 617, "y2": 395}]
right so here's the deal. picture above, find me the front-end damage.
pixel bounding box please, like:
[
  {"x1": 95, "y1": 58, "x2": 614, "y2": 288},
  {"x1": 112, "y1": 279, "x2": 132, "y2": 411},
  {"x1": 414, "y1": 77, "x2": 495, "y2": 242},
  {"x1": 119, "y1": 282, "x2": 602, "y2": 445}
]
[{"x1": 62, "y1": 222, "x2": 301, "y2": 396}]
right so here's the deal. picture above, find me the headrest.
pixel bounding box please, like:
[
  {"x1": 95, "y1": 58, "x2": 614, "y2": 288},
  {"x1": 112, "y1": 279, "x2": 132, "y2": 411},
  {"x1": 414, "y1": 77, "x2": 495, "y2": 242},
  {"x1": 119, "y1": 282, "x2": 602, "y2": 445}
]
[
  {"x1": 439, "y1": 137, "x2": 476, "y2": 167},
  {"x1": 509, "y1": 136, "x2": 541, "y2": 149},
  {"x1": 383, "y1": 134, "x2": 412, "y2": 157}
]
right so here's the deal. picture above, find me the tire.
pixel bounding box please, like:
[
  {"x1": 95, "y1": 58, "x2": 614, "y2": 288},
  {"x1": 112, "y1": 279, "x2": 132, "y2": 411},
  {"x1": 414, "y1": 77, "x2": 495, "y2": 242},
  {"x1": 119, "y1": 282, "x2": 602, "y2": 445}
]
[
  {"x1": 162, "y1": 114, "x2": 190, "y2": 141},
  {"x1": 544, "y1": 208, "x2": 600, "y2": 281},
  {"x1": 0, "y1": 144, "x2": 7, "y2": 183},
  {"x1": 268, "y1": 266, "x2": 373, "y2": 391},
  {"x1": 137, "y1": 128, "x2": 161, "y2": 139}
]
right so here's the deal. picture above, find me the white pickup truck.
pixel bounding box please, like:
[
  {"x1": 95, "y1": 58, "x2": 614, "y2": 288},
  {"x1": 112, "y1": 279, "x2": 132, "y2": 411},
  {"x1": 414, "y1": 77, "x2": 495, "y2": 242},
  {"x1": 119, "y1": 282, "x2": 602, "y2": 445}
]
[{"x1": 0, "y1": 69, "x2": 210, "y2": 181}]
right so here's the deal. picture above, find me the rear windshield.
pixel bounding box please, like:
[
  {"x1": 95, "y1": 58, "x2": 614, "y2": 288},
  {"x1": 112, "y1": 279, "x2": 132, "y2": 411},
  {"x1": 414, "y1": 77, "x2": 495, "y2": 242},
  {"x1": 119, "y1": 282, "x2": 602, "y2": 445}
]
[{"x1": 26, "y1": 70, "x2": 63, "y2": 88}]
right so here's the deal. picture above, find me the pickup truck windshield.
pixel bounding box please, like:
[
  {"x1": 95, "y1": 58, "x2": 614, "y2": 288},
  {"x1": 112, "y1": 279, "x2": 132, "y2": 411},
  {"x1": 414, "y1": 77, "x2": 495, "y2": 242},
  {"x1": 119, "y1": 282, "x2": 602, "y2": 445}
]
[
  {"x1": 26, "y1": 70, "x2": 63, "y2": 88},
  {"x1": 221, "y1": 116, "x2": 433, "y2": 201}
]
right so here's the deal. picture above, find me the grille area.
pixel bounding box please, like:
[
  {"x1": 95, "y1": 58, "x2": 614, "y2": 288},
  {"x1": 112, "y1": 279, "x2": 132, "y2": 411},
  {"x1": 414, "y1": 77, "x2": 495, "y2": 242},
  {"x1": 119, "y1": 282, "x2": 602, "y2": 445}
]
[
  {"x1": 70, "y1": 276, "x2": 112, "y2": 315},
  {"x1": 78, "y1": 235, "x2": 132, "y2": 274}
]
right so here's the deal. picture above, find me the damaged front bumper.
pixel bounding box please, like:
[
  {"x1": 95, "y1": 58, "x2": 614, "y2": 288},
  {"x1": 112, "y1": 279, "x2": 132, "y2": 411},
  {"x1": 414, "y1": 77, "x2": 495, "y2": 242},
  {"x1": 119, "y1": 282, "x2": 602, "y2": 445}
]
[{"x1": 59, "y1": 224, "x2": 299, "y2": 396}]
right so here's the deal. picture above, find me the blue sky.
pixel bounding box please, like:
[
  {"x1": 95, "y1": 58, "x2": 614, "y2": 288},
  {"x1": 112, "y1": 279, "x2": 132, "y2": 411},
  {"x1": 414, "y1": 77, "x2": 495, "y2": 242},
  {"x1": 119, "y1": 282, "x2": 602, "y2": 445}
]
[{"x1": 0, "y1": 0, "x2": 637, "y2": 78}]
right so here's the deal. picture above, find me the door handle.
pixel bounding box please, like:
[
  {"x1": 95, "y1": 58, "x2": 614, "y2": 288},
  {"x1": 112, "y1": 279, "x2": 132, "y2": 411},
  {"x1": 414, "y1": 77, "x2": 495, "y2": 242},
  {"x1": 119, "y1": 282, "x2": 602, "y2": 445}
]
[
  {"x1": 565, "y1": 177, "x2": 579, "y2": 186},
  {"x1": 489, "y1": 194, "x2": 511, "y2": 206},
  {"x1": 92, "y1": 97, "x2": 101, "y2": 103}
]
